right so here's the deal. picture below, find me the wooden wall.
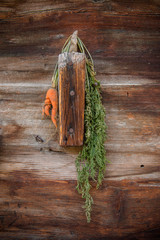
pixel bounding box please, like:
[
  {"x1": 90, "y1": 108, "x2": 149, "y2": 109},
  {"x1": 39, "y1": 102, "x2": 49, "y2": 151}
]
[{"x1": 0, "y1": 1, "x2": 160, "y2": 239}]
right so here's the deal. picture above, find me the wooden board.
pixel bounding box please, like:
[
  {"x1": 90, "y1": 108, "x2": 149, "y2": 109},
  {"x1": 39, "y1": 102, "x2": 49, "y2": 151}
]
[
  {"x1": 58, "y1": 52, "x2": 85, "y2": 146},
  {"x1": 0, "y1": 177, "x2": 160, "y2": 240},
  {"x1": 0, "y1": 0, "x2": 160, "y2": 239}
]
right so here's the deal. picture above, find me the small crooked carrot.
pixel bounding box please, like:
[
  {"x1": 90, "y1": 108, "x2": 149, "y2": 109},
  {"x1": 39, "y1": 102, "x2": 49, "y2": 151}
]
[{"x1": 42, "y1": 88, "x2": 58, "y2": 128}]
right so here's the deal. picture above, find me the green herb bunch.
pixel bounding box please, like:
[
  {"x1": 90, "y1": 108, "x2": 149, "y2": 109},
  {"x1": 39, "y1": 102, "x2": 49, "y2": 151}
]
[{"x1": 52, "y1": 35, "x2": 107, "y2": 223}]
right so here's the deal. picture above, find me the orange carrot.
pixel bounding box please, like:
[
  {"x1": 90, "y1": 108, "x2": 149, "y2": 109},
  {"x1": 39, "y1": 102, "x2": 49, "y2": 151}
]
[{"x1": 42, "y1": 88, "x2": 58, "y2": 128}]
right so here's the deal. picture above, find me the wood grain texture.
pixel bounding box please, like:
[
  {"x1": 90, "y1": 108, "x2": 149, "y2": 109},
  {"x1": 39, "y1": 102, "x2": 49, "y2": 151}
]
[
  {"x1": 58, "y1": 52, "x2": 85, "y2": 146},
  {"x1": 0, "y1": 0, "x2": 160, "y2": 239},
  {"x1": 0, "y1": 176, "x2": 160, "y2": 240}
]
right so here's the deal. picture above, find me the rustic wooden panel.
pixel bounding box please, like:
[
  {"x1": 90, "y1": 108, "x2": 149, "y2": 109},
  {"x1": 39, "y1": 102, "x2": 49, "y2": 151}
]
[
  {"x1": 0, "y1": 176, "x2": 160, "y2": 240},
  {"x1": 59, "y1": 52, "x2": 85, "y2": 146},
  {"x1": 0, "y1": 146, "x2": 160, "y2": 182},
  {"x1": 0, "y1": 0, "x2": 160, "y2": 239}
]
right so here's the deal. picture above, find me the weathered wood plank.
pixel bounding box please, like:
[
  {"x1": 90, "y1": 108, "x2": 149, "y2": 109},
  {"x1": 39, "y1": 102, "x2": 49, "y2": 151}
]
[
  {"x1": 0, "y1": 145, "x2": 160, "y2": 180},
  {"x1": 0, "y1": 71, "x2": 160, "y2": 87},
  {"x1": 59, "y1": 52, "x2": 85, "y2": 146},
  {"x1": 1, "y1": 0, "x2": 160, "y2": 15},
  {"x1": 1, "y1": 0, "x2": 160, "y2": 16},
  {"x1": 0, "y1": 176, "x2": 160, "y2": 239},
  {"x1": 1, "y1": 5, "x2": 160, "y2": 33},
  {"x1": 1, "y1": 29, "x2": 160, "y2": 63}
]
